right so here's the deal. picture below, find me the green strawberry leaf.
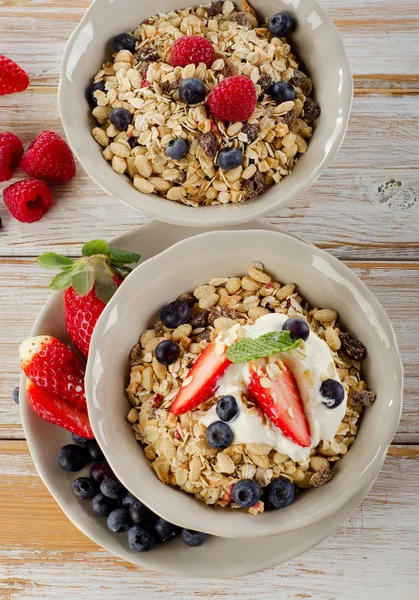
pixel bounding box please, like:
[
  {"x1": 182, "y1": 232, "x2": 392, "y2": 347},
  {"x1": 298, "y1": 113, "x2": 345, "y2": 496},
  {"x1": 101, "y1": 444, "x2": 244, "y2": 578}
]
[
  {"x1": 226, "y1": 330, "x2": 300, "y2": 364},
  {"x1": 82, "y1": 239, "x2": 110, "y2": 257},
  {"x1": 94, "y1": 260, "x2": 118, "y2": 304},
  {"x1": 49, "y1": 270, "x2": 74, "y2": 291},
  {"x1": 71, "y1": 263, "x2": 95, "y2": 296},
  {"x1": 109, "y1": 248, "x2": 141, "y2": 265},
  {"x1": 37, "y1": 252, "x2": 74, "y2": 270}
]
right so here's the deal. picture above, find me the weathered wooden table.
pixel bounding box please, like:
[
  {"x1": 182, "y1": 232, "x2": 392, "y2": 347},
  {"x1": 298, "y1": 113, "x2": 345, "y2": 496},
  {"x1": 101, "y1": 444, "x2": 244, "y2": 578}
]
[{"x1": 0, "y1": 1, "x2": 418, "y2": 597}]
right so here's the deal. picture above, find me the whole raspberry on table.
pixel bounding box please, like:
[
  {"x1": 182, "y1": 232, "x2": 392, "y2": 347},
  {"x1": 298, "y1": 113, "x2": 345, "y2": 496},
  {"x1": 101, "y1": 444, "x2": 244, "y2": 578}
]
[
  {"x1": 0, "y1": 55, "x2": 30, "y2": 96},
  {"x1": 0, "y1": 132, "x2": 24, "y2": 182},
  {"x1": 171, "y1": 36, "x2": 216, "y2": 69},
  {"x1": 3, "y1": 179, "x2": 53, "y2": 223},
  {"x1": 208, "y1": 75, "x2": 257, "y2": 122},
  {"x1": 20, "y1": 130, "x2": 76, "y2": 182}
]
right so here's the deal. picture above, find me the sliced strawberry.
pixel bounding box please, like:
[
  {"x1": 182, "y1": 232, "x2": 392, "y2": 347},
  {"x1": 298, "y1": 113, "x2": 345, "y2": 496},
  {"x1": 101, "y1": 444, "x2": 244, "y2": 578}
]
[
  {"x1": 170, "y1": 342, "x2": 231, "y2": 415},
  {"x1": 20, "y1": 335, "x2": 86, "y2": 407},
  {"x1": 248, "y1": 359, "x2": 311, "y2": 447},
  {"x1": 26, "y1": 381, "x2": 94, "y2": 439}
]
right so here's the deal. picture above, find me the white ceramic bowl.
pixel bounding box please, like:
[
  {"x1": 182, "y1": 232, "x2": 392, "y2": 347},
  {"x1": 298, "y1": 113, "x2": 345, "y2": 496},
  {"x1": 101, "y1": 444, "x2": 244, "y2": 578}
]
[
  {"x1": 86, "y1": 229, "x2": 403, "y2": 539},
  {"x1": 58, "y1": 0, "x2": 353, "y2": 228}
]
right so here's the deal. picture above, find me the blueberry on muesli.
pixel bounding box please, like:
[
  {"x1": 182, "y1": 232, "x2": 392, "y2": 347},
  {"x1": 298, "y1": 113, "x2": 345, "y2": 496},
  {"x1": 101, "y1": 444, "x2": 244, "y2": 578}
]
[
  {"x1": 268, "y1": 12, "x2": 295, "y2": 38},
  {"x1": 179, "y1": 78, "x2": 207, "y2": 105},
  {"x1": 166, "y1": 138, "x2": 189, "y2": 160},
  {"x1": 109, "y1": 108, "x2": 132, "y2": 131},
  {"x1": 270, "y1": 81, "x2": 296, "y2": 105},
  {"x1": 155, "y1": 340, "x2": 180, "y2": 366},
  {"x1": 113, "y1": 33, "x2": 136, "y2": 53},
  {"x1": 217, "y1": 147, "x2": 244, "y2": 170}
]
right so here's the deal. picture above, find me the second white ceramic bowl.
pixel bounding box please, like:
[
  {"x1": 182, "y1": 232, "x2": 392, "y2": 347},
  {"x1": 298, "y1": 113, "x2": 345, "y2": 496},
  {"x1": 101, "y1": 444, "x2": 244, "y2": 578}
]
[
  {"x1": 59, "y1": 0, "x2": 353, "y2": 227},
  {"x1": 86, "y1": 229, "x2": 403, "y2": 539}
]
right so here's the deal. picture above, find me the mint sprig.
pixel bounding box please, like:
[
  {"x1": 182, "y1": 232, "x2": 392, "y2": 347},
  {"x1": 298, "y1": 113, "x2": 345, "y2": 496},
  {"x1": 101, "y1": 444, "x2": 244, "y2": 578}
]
[{"x1": 226, "y1": 330, "x2": 300, "y2": 364}]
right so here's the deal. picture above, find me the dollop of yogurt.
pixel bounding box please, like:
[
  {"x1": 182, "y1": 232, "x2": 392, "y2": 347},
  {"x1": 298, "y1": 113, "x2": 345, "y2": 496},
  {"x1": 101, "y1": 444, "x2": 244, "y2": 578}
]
[{"x1": 198, "y1": 313, "x2": 347, "y2": 462}]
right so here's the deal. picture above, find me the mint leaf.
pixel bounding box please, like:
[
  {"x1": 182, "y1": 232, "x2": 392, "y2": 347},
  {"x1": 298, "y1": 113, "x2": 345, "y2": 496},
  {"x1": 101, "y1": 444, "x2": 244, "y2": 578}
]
[
  {"x1": 82, "y1": 240, "x2": 110, "y2": 257},
  {"x1": 49, "y1": 270, "x2": 74, "y2": 291},
  {"x1": 71, "y1": 263, "x2": 95, "y2": 296},
  {"x1": 37, "y1": 253, "x2": 74, "y2": 270},
  {"x1": 94, "y1": 260, "x2": 118, "y2": 304},
  {"x1": 109, "y1": 248, "x2": 141, "y2": 265},
  {"x1": 226, "y1": 330, "x2": 300, "y2": 364}
]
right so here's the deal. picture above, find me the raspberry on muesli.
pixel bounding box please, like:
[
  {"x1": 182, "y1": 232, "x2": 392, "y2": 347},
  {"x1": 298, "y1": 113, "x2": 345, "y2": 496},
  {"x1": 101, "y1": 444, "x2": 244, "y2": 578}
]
[
  {"x1": 89, "y1": 1, "x2": 320, "y2": 207},
  {"x1": 126, "y1": 263, "x2": 376, "y2": 514}
]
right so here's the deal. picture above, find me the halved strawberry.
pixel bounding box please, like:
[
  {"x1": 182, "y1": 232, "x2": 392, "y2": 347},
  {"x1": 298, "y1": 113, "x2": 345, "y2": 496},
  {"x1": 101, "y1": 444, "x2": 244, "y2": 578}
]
[
  {"x1": 248, "y1": 359, "x2": 311, "y2": 447},
  {"x1": 170, "y1": 342, "x2": 231, "y2": 415},
  {"x1": 26, "y1": 381, "x2": 94, "y2": 439}
]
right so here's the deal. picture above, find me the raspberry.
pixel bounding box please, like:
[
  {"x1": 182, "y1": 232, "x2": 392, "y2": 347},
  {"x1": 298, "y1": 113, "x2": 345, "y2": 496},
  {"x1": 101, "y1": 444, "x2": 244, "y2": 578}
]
[
  {"x1": 208, "y1": 76, "x2": 257, "y2": 122},
  {"x1": 3, "y1": 179, "x2": 53, "y2": 223},
  {"x1": 20, "y1": 130, "x2": 76, "y2": 182},
  {"x1": 0, "y1": 132, "x2": 24, "y2": 182},
  {"x1": 171, "y1": 36, "x2": 216, "y2": 69},
  {"x1": 0, "y1": 55, "x2": 30, "y2": 96}
]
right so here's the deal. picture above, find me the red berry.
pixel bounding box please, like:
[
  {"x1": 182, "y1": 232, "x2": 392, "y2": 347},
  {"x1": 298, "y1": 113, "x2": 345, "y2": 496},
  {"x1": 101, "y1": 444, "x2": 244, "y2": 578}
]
[
  {"x1": 171, "y1": 36, "x2": 216, "y2": 69},
  {"x1": 0, "y1": 132, "x2": 24, "y2": 182},
  {"x1": 208, "y1": 75, "x2": 257, "y2": 122},
  {"x1": 0, "y1": 55, "x2": 30, "y2": 96},
  {"x1": 20, "y1": 130, "x2": 76, "y2": 182},
  {"x1": 3, "y1": 179, "x2": 52, "y2": 223}
]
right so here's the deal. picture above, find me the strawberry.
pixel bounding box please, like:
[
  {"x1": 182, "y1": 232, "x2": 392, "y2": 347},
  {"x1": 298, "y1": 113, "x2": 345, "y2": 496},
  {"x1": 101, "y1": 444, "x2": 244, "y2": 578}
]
[
  {"x1": 26, "y1": 381, "x2": 94, "y2": 439},
  {"x1": 37, "y1": 239, "x2": 140, "y2": 359},
  {"x1": 248, "y1": 359, "x2": 311, "y2": 447},
  {"x1": 170, "y1": 342, "x2": 231, "y2": 415},
  {"x1": 20, "y1": 336, "x2": 87, "y2": 407},
  {"x1": 0, "y1": 55, "x2": 30, "y2": 96}
]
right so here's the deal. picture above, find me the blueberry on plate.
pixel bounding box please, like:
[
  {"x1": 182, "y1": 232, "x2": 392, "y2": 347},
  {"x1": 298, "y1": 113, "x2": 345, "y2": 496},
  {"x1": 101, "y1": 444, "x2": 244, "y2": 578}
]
[
  {"x1": 71, "y1": 433, "x2": 90, "y2": 445},
  {"x1": 216, "y1": 396, "x2": 239, "y2": 423},
  {"x1": 13, "y1": 386, "x2": 19, "y2": 404},
  {"x1": 91, "y1": 493, "x2": 118, "y2": 517},
  {"x1": 264, "y1": 477, "x2": 295, "y2": 509},
  {"x1": 126, "y1": 525, "x2": 158, "y2": 552},
  {"x1": 121, "y1": 492, "x2": 137, "y2": 507},
  {"x1": 72, "y1": 477, "x2": 98, "y2": 500},
  {"x1": 87, "y1": 440, "x2": 105, "y2": 461},
  {"x1": 179, "y1": 78, "x2": 206, "y2": 105},
  {"x1": 129, "y1": 499, "x2": 156, "y2": 526},
  {"x1": 109, "y1": 107, "x2": 132, "y2": 131},
  {"x1": 154, "y1": 518, "x2": 179, "y2": 542},
  {"x1": 205, "y1": 421, "x2": 234, "y2": 450},
  {"x1": 155, "y1": 340, "x2": 180, "y2": 366},
  {"x1": 113, "y1": 33, "x2": 136, "y2": 53},
  {"x1": 282, "y1": 317, "x2": 310, "y2": 342},
  {"x1": 270, "y1": 81, "x2": 296, "y2": 105},
  {"x1": 217, "y1": 147, "x2": 243, "y2": 171},
  {"x1": 88, "y1": 81, "x2": 106, "y2": 107},
  {"x1": 107, "y1": 508, "x2": 132, "y2": 533},
  {"x1": 161, "y1": 300, "x2": 191, "y2": 329},
  {"x1": 232, "y1": 479, "x2": 262, "y2": 509},
  {"x1": 100, "y1": 476, "x2": 127, "y2": 500},
  {"x1": 90, "y1": 461, "x2": 113, "y2": 484},
  {"x1": 166, "y1": 138, "x2": 189, "y2": 160},
  {"x1": 320, "y1": 379, "x2": 345, "y2": 409},
  {"x1": 58, "y1": 444, "x2": 87, "y2": 472},
  {"x1": 268, "y1": 12, "x2": 295, "y2": 38},
  {"x1": 180, "y1": 529, "x2": 208, "y2": 547}
]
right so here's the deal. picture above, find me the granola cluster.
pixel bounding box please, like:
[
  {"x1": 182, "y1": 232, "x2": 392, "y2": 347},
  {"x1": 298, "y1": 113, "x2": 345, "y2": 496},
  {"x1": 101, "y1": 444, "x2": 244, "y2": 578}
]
[
  {"x1": 126, "y1": 263, "x2": 375, "y2": 513},
  {"x1": 90, "y1": 1, "x2": 319, "y2": 206}
]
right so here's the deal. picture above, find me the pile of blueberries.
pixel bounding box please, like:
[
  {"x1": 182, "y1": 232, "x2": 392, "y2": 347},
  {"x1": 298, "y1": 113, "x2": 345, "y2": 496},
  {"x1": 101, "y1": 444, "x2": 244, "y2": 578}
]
[{"x1": 58, "y1": 434, "x2": 208, "y2": 552}]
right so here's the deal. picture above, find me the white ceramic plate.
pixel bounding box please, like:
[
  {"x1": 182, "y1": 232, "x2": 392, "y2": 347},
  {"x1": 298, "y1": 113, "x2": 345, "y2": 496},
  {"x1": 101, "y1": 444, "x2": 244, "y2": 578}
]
[{"x1": 20, "y1": 220, "x2": 376, "y2": 577}]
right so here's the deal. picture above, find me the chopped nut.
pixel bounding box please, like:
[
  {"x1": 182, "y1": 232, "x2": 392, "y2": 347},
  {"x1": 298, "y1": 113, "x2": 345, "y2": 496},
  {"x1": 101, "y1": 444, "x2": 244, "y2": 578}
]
[{"x1": 349, "y1": 389, "x2": 376, "y2": 407}]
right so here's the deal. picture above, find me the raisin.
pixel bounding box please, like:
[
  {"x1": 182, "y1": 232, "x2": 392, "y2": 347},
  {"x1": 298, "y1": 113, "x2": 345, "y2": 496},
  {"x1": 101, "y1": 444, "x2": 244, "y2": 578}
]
[
  {"x1": 177, "y1": 292, "x2": 196, "y2": 308},
  {"x1": 289, "y1": 70, "x2": 313, "y2": 95},
  {"x1": 136, "y1": 48, "x2": 159, "y2": 63},
  {"x1": 340, "y1": 332, "x2": 367, "y2": 361},
  {"x1": 243, "y1": 171, "x2": 265, "y2": 199},
  {"x1": 196, "y1": 330, "x2": 212, "y2": 343},
  {"x1": 231, "y1": 12, "x2": 252, "y2": 28},
  {"x1": 349, "y1": 389, "x2": 376, "y2": 407},
  {"x1": 162, "y1": 80, "x2": 180, "y2": 94},
  {"x1": 221, "y1": 60, "x2": 238, "y2": 78},
  {"x1": 310, "y1": 469, "x2": 333, "y2": 488},
  {"x1": 207, "y1": 1, "x2": 223, "y2": 17},
  {"x1": 258, "y1": 75, "x2": 274, "y2": 95},
  {"x1": 242, "y1": 123, "x2": 259, "y2": 143},
  {"x1": 197, "y1": 131, "x2": 219, "y2": 159},
  {"x1": 130, "y1": 344, "x2": 142, "y2": 362},
  {"x1": 303, "y1": 97, "x2": 321, "y2": 121},
  {"x1": 208, "y1": 307, "x2": 241, "y2": 326},
  {"x1": 189, "y1": 311, "x2": 209, "y2": 328},
  {"x1": 280, "y1": 109, "x2": 296, "y2": 131}
]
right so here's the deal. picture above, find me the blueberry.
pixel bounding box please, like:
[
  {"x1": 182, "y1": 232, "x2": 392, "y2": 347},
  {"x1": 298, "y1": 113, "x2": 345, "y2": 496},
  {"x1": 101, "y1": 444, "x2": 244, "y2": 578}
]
[
  {"x1": 270, "y1": 81, "x2": 296, "y2": 105},
  {"x1": 232, "y1": 479, "x2": 261, "y2": 508},
  {"x1": 91, "y1": 493, "x2": 118, "y2": 517},
  {"x1": 100, "y1": 476, "x2": 127, "y2": 500},
  {"x1": 87, "y1": 440, "x2": 105, "y2": 461},
  {"x1": 107, "y1": 508, "x2": 132, "y2": 533},
  {"x1": 121, "y1": 492, "x2": 137, "y2": 507},
  {"x1": 126, "y1": 525, "x2": 158, "y2": 552},
  {"x1": 268, "y1": 12, "x2": 295, "y2": 38},
  {"x1": 320, "y1": 379, "x2": 345, "y2": 409},
  {"x1": 129, "y1": 500, "x2": 156, "y2": 526},
  {"x1": 113, "y1": 33, "x2": 136, "y2": 53},
  {"x1": 205, "y1": 421, "x2": 234, "y2": 450},
  {"x1": 58, "y1": 444, "x2": 88, "y2": 472},
  {"x1": 154, "y1": 518, "x2": 179, "y2": 542},
  {"x1": 179, "y1": 78, "x2": 206, "y2": 105},
  {"x1": 71, "y1": 433, "x2": 90, "y2": 445},
  {"x1": 282, "y1": 318, "x2": 310, "y2": 342},
  {"x1": 13, "y1": 386, "x2": 19, "y2": 404},
  {"x1": 166, "y1": 138, "x2": 189, "y2": 160},
  {"x1": 72, "y1": 477, "x2": 98, "y2": 500},
  {"x1": 88, "y1": 81, "x2": 106, "y2": 107},
  {"x1": 217, "y1": 147, "x2": 243, "y2": 171},
  {"x1": 216, "y1": 396, "x2": 239, "y2": 422},
  {"x1": 161, "y1": 300, "x2": 191, "y2": 329},
  {"x1": 155, "y1": 340, "x2": 180, "y2": 366},
  {"x1": 90, "y1": 461, "x2": 113, "y2": 484},
  {"x1": 109, "y1": 107, "x2": 132, "y2": 131},
  {"x1": 265, "y1": 477, "x2": 295, "y2": 509},
  {"x1": 180, "y1": 529, "x2": 208, "y2": 547}
]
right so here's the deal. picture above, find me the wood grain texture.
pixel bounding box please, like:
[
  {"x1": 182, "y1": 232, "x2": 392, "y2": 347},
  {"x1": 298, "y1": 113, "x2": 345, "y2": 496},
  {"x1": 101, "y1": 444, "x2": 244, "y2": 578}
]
[{"x1": 0, "y1": 441, "x2": 418, "y2": 599}]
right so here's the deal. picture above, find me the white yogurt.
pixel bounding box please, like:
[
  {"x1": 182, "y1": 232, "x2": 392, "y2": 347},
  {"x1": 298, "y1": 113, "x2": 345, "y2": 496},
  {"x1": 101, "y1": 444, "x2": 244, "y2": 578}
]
[{"x1": 198, "y1": 313, "x2": 347, "y2": 462}]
